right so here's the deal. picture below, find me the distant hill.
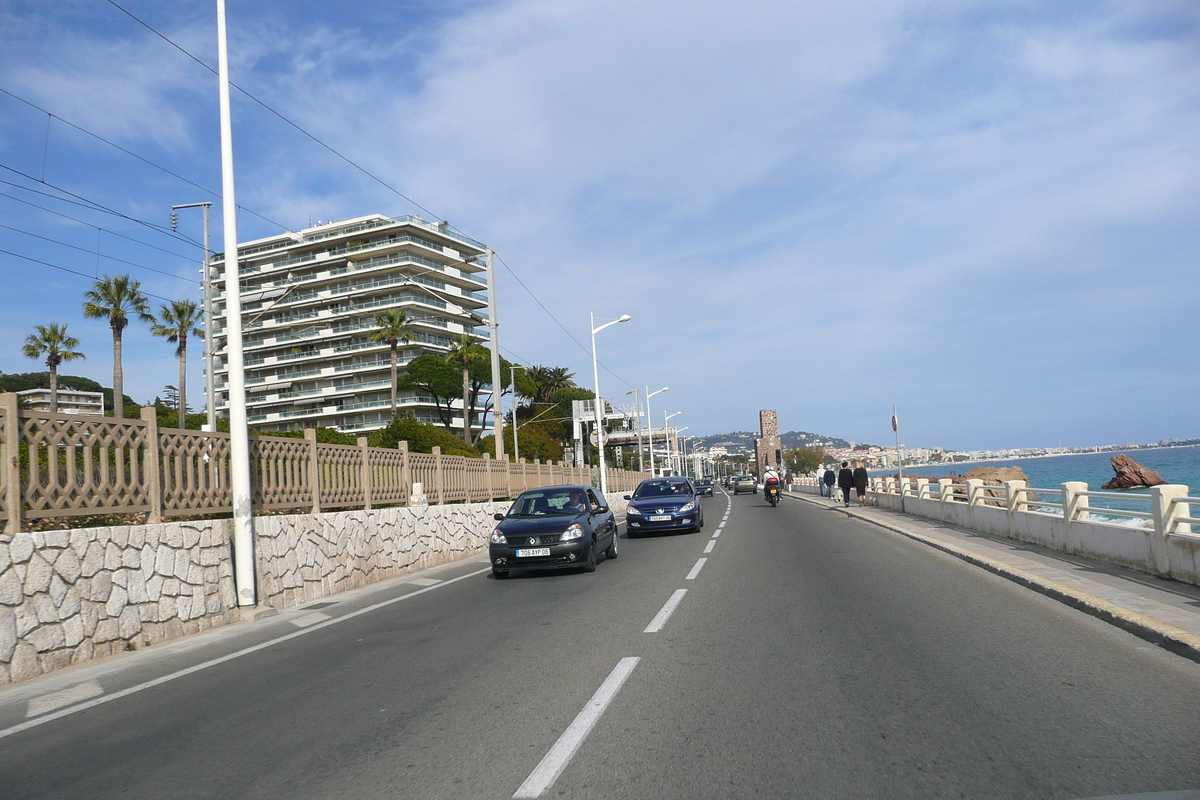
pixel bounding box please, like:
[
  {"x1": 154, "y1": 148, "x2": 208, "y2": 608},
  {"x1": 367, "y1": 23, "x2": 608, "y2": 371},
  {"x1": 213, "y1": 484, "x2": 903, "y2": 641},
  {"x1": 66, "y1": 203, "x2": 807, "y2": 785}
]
[{"x1": 695, "y1": 430, "x2": 855, "y2": 453}]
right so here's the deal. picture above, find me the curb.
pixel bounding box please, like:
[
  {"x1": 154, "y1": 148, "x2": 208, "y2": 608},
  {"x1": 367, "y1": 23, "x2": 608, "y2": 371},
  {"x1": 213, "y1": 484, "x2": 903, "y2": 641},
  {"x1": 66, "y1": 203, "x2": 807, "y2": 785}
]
[{"x1": 782, "y1": 491, "x2": 1200, "y2": 665}]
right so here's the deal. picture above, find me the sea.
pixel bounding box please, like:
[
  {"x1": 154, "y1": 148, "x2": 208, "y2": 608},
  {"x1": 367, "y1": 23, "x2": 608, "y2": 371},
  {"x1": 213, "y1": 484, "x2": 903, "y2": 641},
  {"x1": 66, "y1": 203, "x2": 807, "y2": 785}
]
[{"x1": 871, "y1": 445, "x2": 1200, "y2": 517}]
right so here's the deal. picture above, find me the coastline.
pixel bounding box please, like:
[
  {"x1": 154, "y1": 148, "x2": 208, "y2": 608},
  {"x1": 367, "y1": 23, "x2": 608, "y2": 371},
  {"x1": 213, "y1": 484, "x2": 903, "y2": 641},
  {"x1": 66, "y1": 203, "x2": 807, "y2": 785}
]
[{"x1": 875, "y1": 443, "x2": 1200, "y2": 474}]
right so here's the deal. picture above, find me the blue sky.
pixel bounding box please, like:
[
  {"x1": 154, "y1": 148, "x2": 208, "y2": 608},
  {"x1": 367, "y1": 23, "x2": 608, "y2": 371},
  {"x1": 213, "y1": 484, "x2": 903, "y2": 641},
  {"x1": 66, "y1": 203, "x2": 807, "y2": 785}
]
[{"x1": 0, "y1": 0, "x2": 1197, "y2": 450}]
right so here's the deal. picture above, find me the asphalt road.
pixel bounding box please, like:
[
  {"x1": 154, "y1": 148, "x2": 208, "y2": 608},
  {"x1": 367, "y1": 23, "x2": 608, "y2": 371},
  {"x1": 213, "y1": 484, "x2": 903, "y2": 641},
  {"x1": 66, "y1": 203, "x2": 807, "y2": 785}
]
[{"x1": 2, "y1": 490, "x2": 1200, "y2": 799}]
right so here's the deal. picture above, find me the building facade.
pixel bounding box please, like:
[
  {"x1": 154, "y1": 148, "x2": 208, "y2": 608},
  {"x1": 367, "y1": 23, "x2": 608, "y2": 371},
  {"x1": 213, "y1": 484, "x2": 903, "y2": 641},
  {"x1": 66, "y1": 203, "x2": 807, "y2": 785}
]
[
  {"x1": 209, "y1": 215, "x2": 491, "y2": 435},
  {"x1": 755, "y1": 409, "x2": 781, "y2": 477},
  {"x1": 17, "y1": 388, "x2": 105, "y2": 415}
]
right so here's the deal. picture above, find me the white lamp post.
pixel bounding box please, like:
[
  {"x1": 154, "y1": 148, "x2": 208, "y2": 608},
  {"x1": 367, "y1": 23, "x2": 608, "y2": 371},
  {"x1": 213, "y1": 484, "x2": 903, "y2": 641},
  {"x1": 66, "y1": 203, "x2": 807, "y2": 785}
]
[
  {"x1": 215, "y1": 0, "x2": 254, "y2": 607},
  {"x1": 673, "y1": 427, "x2": 689, "y2": 475},
  {"x1": 664, "y1": 412, "x2": 682, "y2": 475},
  {"x1": 590, "y1": 312, "x2": 631, "y2": 496},
  {"x1": 645, "y1": 386, "x2": 668, "y2": 475}
]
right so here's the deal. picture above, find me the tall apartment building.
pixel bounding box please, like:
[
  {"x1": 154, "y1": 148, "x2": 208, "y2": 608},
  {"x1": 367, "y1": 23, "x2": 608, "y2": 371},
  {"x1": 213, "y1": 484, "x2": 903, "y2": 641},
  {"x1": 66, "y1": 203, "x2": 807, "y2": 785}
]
[{"x1": 208, "y1": 214, "x2": 491, "y2": 435}]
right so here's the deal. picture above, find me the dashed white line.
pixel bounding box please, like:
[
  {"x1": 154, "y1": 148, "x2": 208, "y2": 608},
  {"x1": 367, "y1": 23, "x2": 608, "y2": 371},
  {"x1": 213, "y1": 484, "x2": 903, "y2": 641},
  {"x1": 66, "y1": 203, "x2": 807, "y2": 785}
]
[
  {"x1": 711, "y1": 529, "x2": 722, "y2": 538},
  {"x1": 513, "y1": 657, "x2": 641, "y2": 798},
  {"x1": 703, "y1": 540, "x2": 716, "y2": 554},
  {"x1": 26, "y1": 680, "x2": 102, "y2": 718},
  {"x1": 0, "y1": 566, "x2": 492, "y2": 741},
  {"x1": 644, "y1": 589, "x2": 688, "y2": 633},
  {"x1": 685, "y1": 558, "x2": 707, "y2": 580}
]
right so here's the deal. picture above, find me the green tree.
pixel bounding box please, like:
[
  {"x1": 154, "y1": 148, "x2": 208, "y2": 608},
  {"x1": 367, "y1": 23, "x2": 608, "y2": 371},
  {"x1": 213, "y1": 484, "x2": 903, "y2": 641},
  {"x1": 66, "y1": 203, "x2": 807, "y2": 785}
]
[
  {"x1": 21, "y1": 323, "x2": 85, "y2": 413},
  {"x1": 369, "y1": 308, "x2": 416, "y2": 419},
  {"x1": 82, "y1": 274, "x2": 152, "y2": 420},
  {"x1": 369, "y1": 415, "x2": 481, "y2": 457},
  {"x1": 150, "y1": 299, "x2": 203, "y2": 429},
  {"x1": 446, "y1": 334, "x2": 486, "y2": 444},
  {"x1": 785, "y1": 447, "x2": 824, "y2": 475}
]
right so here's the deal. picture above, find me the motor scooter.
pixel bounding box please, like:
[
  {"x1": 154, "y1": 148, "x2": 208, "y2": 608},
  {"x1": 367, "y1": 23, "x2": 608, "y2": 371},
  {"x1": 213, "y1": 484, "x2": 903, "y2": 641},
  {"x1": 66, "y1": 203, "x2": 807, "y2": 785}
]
[{"x1": 765, "y1": 483, "x2": 780, "y2": 507}]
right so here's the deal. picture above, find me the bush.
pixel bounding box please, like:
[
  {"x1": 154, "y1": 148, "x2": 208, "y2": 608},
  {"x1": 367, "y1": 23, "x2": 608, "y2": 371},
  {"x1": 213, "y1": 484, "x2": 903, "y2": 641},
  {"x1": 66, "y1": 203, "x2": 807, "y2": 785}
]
[{"x1": 369, "y1": 417, "x2": 481, "y2": 457}]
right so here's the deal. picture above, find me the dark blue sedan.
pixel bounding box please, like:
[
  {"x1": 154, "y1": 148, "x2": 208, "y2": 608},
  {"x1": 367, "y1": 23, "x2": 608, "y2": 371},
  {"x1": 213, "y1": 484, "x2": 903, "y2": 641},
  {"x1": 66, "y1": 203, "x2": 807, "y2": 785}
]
[
  {"x1": 489, "y1": 484, "x2": 618, "y2": 578},
  {"x1": 624, "y1": 477, "x2": 704, "y2": 536}
]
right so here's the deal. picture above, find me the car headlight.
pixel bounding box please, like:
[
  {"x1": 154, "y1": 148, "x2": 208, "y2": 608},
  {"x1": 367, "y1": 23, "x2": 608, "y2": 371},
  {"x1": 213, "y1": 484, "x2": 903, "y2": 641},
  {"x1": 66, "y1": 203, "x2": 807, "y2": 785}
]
[
  {"x1": 490, "y1": 530, "x2": 507, "y2": 544},
  {"x1": 679, "y1": 501, "x2": 695, "y2": 512},
  {"x1": 626, "y1": 506, "x2": 643, "y2": 516},
  {"x1": 560, "y1": 524, "x2": 584, "y2": 541}
]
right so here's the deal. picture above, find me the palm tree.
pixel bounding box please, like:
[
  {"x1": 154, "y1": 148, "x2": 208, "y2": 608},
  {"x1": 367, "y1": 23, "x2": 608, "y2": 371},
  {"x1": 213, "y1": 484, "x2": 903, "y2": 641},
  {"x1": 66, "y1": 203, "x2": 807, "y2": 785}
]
[
  {"x1": 446, "y1": 333, "x2": 486, "y2": 444},
  {"x1": 369, "y1": 308, "x2": 416, "y2": 419},
  {"x1": 22, "y1": 323, "x2": 85, "y2": 413},
  {"x1": 83, "y1": 274, "x2": 152, "y2": 420},
  {"x1": 150, "y1": 299, "x2": 203, "y2": 428},
  {"x1": 525, "y1": 365, "x2": 577, "y2": 404}
]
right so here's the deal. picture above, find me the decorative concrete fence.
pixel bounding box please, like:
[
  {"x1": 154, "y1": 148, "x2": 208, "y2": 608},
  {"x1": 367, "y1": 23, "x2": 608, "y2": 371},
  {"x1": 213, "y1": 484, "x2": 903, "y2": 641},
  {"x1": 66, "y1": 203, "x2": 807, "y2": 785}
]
[
  {"x1": 0, "y1": 394, "x2": 644, "y2": 537},
  {"x1": 790, "y1": 474, "x2": 1200, "y2": 586}
]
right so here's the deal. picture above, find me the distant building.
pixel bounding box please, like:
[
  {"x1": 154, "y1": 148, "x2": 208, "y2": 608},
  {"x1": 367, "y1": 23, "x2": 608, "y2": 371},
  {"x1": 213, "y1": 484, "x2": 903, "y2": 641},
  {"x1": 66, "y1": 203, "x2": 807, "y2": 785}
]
[
  {"x1": 17, "y1": 388, "x2": 104, "y2": 416},
  {"x1": 209, "y1": 214, "x2": 491, "y2": 435},
  {"x1": 708, "y1": 445, "x2": 729, "y2": 458}
]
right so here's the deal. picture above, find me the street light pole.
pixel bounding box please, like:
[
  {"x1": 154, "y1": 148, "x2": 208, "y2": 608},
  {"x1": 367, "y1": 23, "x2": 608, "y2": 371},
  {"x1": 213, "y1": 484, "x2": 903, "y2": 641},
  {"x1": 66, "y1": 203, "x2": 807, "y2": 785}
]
[
  {"x1": 485, "y1": 249, "x2": 504, "y2": 459},
  {"x1": 664, "y1": 412, "x2": 682, "y2": 476},
  {"x1": 510, "y1": 363, "x2": 519, "y2": 463},
  {"x1": 590, "y1": 312, "x2": 631, "y2": 496},
  {"x1": 171, "y1": 202, "x2": 213, "y2": 431},
  {"x1": 216, "y1": 0, "x2": 254, "y2": 607},
  {"x1": 673, "y1": 426, "x2": 689, "y2": 476},
  {"x1": 645, "y1": 386, "x2": 668, "y2": 476}
]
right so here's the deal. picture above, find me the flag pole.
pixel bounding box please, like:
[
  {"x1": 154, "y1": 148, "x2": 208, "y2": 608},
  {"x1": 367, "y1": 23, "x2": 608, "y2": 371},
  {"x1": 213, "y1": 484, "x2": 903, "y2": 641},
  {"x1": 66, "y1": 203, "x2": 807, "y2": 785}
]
[{"x1": 892, "y1": 404, "x2": 904, "y2": 513}]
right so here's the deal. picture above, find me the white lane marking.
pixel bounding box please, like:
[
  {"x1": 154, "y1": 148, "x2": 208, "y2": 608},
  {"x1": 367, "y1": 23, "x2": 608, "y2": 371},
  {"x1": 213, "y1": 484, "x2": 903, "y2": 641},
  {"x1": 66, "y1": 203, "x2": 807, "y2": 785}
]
[
  {"x1": 408, "y1": 578, "x2": 442, "y2": 586},
  {"x1": 290, "y1": 612, "x2": 330, "y2": 628},
  {"x1": 685, "y1": 558, "x2": 707, "y2": 580},
  {"x1": 644, "y1": 589, "x2": 688, "y2": 633},
  {"x1": 0, "y1": 566, "x2": 492, "y2": 741},
  {"x1": 703, "y1": 540, "x2": 716, "y2": 554},
  {"x1": 26, "y1": 680, "x2": 102, "y2": 718},
  {"x1": 711, "y1": 530, "x2": 721, "y2": 538},
  {"x1": 513, "y1": 657, "x2": 641, "y2": 798}
]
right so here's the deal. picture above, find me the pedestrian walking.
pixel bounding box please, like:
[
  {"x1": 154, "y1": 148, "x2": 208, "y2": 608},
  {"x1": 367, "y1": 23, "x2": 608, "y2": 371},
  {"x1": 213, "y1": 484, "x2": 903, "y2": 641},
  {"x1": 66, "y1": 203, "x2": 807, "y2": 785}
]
[
  {"x1": 837, "y1": 461, "x2": 854, "y2": 507},
  {"x1": 822, "y1": 467, "x2": 836, "y2": 498},
  {"x1": 852, "y1": 461, "x2": 869, "y2": 506}
]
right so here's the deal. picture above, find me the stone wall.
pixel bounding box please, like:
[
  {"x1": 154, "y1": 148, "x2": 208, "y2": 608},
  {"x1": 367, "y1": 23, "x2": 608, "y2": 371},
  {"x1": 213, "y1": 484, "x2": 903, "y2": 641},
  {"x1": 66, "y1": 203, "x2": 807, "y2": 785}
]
[
  {"x1": 254, "y1": 502, "x2": 511, "y2": 610},
  {"x1": 0, "y1": 522, "x2": 238, "y2": 685}
]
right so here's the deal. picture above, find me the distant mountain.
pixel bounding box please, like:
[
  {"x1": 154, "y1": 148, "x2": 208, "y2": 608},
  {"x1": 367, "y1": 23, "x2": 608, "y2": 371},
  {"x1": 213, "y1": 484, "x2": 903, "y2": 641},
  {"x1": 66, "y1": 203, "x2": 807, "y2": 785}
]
[{"x1": 695, "y1": 430, "x2": 854, "y2": 453}]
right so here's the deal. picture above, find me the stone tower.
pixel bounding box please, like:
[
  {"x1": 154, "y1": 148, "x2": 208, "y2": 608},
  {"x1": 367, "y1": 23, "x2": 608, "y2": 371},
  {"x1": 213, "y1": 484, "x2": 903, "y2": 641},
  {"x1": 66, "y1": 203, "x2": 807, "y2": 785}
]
[{"x1": 755, "y1": 409, "x2": 781, "y2": 477}]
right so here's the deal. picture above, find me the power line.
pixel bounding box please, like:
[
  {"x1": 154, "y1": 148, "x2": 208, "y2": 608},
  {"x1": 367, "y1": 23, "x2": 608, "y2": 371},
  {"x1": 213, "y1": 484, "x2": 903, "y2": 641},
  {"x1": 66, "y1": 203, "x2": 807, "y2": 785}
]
[
  {"x1": 0, "y1": 164, "x2": 202, "y2": 248},
  {"x1": 0, "y1": 86, "x2": 288, "y2": 232},
  {"x1": 0, "y1": 223, "x2": 199, "y2": 284},
  {"x1": 102, "y1": 0, "x2": 638, "y2": 390},
  {"x1": 0, "y1": 190, "x2": 197, "y2": 260},
  {"x1": 0, "y1": 248, "x2": 180, "y2": 303}
]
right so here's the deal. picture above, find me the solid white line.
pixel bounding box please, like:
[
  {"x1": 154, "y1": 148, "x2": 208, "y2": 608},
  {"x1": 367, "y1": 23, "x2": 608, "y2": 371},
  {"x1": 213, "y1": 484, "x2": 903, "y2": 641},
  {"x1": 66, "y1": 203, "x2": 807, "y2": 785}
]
[
  {"x1": 644, "y1": 589, "x2": 688, "y2": 633},
  {"x1": 703, "y1": 540, "x2": 716, "y2": 554},
  {"x1": 685, "y1": 558, "x2": 707, "y2": 580},
  {"x1": 408, "y1": 577, "x2": 442, "y2": 586},
  {"x1": 0, "y1": 566, "x2": 492, "y2": 741},
  {"x1": 26, "y1": 680, "x2": 102, "y2": 718},
  {"x1": 513, "y1": 657, "x2": 640, "y2": 798}
]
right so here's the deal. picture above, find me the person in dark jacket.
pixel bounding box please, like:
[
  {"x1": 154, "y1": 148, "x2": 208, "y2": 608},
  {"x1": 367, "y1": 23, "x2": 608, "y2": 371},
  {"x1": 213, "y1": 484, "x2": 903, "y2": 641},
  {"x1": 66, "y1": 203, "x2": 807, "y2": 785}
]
[
  {"x1": 822, "y1": 467, "x2": 836, "y2": 498},
  {"x1": 837, "y1": 461, "x2": 854, "y2": 507},
  {"x1": 852, "y1": 461, "x2": 869, "y2": 506}
]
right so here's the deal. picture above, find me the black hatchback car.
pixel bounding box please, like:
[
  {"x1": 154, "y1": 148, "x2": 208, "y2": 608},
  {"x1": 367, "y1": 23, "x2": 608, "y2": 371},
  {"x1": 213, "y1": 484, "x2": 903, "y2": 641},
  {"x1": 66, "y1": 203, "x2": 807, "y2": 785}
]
[
  {"x1": 489, "y1": 485, "x2": 617, "y2": 578},
  {"x1": 624, "y1": 477, "x2": 704, "y2": 536}
]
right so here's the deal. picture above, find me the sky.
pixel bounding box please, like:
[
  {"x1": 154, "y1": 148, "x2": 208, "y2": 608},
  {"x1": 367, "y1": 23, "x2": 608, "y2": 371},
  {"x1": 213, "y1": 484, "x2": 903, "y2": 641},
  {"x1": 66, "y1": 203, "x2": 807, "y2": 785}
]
[{"x1": 0, "y1": 0, "x2": 1197, "y2": 451}]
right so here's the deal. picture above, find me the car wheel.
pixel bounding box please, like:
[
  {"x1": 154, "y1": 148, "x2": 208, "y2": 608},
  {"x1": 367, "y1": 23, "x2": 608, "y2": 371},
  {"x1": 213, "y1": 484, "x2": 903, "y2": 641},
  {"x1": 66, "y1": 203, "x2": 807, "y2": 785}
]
[
  {"x1": 583, "y1": 541, "x2": 597, "y2": 572},
  {"x1": 604, "y1": 532, "x2": 618, "y2": 559},
  {"x1": 492, "y1": 567, "x2": 509, "y2": 579}
]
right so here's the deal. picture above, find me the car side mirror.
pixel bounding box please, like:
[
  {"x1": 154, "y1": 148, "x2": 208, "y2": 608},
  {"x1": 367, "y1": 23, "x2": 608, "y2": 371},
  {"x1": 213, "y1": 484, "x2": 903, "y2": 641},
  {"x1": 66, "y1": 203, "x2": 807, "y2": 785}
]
[
  {"x1": 623, "y1": 495, "x2": 631, "y2": 500},
  {"x1": 493, "y1": 513, "x2": 505, "y2": 521}
]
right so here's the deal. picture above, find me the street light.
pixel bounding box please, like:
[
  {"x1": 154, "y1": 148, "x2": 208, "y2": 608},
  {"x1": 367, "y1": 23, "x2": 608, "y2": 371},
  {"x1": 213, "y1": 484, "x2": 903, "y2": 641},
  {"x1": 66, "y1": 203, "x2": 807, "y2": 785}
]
[
  {"x1": 645, "y1": 386, "x2": 668, "y2": 475},
  {"x1": 171, "y1": 202, "x2": 214, "y2": 431},
  {"x1": 590, "y1": 312, "x2": 631, "y2": 496},
  {"x1": 664, "y1": 411, "x2": 682, "y2": 476},
  {"x1": 673, "y1": 426, "x2": 689, "y2": 476}
]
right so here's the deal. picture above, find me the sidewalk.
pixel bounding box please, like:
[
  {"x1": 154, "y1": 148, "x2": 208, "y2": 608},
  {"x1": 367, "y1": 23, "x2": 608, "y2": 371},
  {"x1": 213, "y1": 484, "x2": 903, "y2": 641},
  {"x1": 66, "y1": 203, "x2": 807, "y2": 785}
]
[{"x1": 786, "y1": 489, "x2": 1200, "y2": 664}]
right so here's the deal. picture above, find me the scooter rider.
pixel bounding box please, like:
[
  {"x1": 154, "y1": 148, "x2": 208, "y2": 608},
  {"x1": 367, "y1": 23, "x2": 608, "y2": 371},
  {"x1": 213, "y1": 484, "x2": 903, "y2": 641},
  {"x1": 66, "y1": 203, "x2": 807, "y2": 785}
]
[{"x1": 762, "y1": 465, "x2": 781, "y2": 501}]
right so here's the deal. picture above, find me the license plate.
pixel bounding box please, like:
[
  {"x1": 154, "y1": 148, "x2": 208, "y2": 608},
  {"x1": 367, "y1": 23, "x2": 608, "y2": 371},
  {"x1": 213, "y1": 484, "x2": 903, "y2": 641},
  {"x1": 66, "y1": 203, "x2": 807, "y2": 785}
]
[
  {"x1": 649, "y1": 515, "x2": 672, "y2": 522},
  {"x1": 515, "y1": 547, "x2": 550, "y2": 557}
]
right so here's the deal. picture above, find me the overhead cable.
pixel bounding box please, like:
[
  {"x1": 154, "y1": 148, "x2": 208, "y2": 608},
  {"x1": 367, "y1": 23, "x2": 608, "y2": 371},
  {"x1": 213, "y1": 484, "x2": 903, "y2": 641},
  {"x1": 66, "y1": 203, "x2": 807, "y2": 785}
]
[{"x1": 0, "y1": 223, "x2": 198, "y2": 284}]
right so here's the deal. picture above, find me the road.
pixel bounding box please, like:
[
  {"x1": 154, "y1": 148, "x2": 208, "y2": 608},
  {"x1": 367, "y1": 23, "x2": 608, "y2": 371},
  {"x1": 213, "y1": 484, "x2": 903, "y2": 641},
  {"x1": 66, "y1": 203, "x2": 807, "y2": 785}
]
[{"x1": 2, "y1": 489, "x2": 1199, "y2": 799}]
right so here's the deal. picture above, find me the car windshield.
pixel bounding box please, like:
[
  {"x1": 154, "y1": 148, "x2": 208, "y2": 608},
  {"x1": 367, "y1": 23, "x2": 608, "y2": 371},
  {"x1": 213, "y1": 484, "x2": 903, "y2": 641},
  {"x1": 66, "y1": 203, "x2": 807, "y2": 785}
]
[
  {"x1": 508, "y1": 489, "x2": 589, "y2": 516},
  {"x1": 633, "y1": 480, "x2": 692, "y2": 498}
]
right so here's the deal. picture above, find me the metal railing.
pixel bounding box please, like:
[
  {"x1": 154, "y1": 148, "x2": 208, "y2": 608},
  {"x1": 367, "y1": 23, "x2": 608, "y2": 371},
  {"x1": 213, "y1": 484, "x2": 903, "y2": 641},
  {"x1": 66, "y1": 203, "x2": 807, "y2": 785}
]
[{"x1": 0, "y1": 395, "x2": 641, "y2": 535}]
